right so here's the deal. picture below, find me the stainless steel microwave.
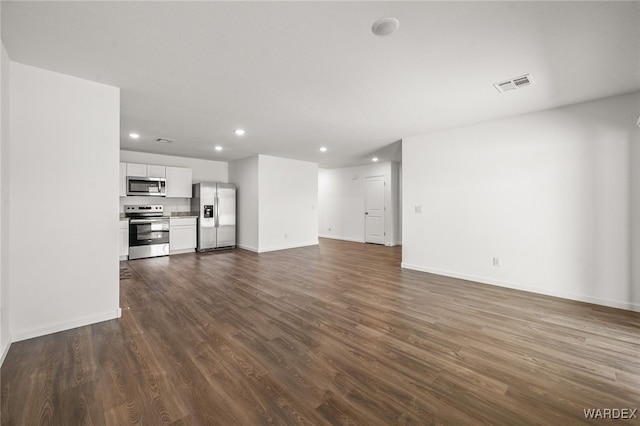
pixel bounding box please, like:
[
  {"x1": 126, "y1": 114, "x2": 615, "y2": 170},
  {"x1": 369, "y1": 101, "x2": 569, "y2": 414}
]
[{"x1": 126, "y1": 176, "x2": 166, "y2": 196}]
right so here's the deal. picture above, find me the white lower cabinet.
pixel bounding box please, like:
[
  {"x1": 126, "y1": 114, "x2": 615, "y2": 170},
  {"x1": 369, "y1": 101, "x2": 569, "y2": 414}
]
[
  {"x1": 119, "y1": 220, "x2": 129, "y2": 260},
  {"x1": 170, "y1": 217, "x2": 197, "y2": 254}
]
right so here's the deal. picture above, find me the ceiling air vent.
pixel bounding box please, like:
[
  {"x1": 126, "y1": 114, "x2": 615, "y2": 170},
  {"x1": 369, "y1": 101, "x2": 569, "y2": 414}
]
[
  {"x1": 155, "y1": 138, "x2": 174, "y2": 143},
  {"x1": 494, "y1": 74, "x2": 533, "y2": 93}
]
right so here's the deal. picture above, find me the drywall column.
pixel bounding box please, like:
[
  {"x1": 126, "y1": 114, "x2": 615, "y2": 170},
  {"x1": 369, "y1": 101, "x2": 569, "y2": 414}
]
[
  {"x1": 9, "y1": 62, "x2": 120, "y2": 340},
  {"x1": 230, "y1": 155, "x2": 318, "y2": 253},
  {"x1": 258, "y1": 155, "x2": 318, "y2": 252}
]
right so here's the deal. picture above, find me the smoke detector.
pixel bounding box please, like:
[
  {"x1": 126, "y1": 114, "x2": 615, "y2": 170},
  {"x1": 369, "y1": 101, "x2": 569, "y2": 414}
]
[
  {"x1": 372, "y1": 17, "x2": 400, "y2": 36},
  {"x1": 155, "y1": 138, "x2": 174, "y2": 143},
  {"x1": 494, "y1": 74, "x2": 533, "y2": 93}
]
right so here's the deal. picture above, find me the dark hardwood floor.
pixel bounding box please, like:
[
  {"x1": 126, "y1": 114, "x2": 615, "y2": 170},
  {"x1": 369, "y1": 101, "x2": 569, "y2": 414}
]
[{"x1": 2, "y1": 238, "x2": 639, "y2": 425}]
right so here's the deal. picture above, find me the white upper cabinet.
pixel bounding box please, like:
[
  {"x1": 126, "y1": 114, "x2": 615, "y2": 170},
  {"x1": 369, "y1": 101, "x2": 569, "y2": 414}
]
[
  {"x1": 166, "y1": 166, "x2": 193, "y2": 198},
  {"x1": 126, "y1": 163, "x2": 166, "y2": 178},
  {"x1": 122, "y1": 162, "x2": 192, "y2": 198},
  {"x1": 126, "y1": 162, "x2": 147, "y2": 177},
  {"x1": 147, "y1": 164, "x2": 166, "y2": 178}
]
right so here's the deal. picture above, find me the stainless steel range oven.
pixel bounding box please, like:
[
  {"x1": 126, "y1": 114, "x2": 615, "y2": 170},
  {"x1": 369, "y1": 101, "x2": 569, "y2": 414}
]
[{"x1": 125, "y1": 205, "x2": 169, "y2": 260}]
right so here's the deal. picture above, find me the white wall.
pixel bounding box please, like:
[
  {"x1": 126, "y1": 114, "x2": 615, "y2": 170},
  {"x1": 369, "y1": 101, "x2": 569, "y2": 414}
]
[
  {"x1": 318, "y1": 161, "x2": 401, "y2": 246},
  {"x1": 403, "y1": 91, "x2": 640, "y2": 311},
  {"x1": 0, "y1": 39, "x2": 10, "y2": 362},
  {"x1": 10, "y1": 62, "x2": 121, "y2": 340},
  {"x1": 631, "y1": 108, "x2": 640, "y2": 308},
  {"x1": 258, "y1": 155, "x2": 318, "y2": 252},
  {"x1": 119, "y1": 150, "x2": 228, "y2": 214}
]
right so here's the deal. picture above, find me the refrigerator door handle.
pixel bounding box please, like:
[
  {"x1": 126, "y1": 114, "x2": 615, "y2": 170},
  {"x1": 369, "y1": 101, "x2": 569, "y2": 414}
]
[{"x1": 215, "y1": 193, "x2": 220, "y2": 228}]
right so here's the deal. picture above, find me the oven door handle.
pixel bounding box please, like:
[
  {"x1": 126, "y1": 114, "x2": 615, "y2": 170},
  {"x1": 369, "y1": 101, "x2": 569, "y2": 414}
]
[{"x1": 129, "y1": 218, "x2": 168, "y2": 224}]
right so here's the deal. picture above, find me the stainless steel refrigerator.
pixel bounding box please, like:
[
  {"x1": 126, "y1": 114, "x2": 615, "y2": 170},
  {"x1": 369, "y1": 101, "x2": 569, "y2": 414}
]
[{"x1": 191, "y1": 182, "x2": 236, "y2": 251}]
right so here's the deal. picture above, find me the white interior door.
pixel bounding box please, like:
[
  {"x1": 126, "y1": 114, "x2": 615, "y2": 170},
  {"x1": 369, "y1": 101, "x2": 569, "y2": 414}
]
[{"x1": 365, "y1": 176, "x2": 385, "y2": 244}]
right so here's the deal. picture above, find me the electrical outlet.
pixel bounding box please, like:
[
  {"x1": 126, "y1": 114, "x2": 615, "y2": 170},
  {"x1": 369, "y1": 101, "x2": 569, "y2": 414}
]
[
  {"x1": 285, "y1": 233, "x2": 288, "y2": 239},
  {"x1": 493, "y1": 257, "x2": 501, "y2": 267},
  {"x1": 415, "y1": 205, "x2": 423, "y2": 213}
]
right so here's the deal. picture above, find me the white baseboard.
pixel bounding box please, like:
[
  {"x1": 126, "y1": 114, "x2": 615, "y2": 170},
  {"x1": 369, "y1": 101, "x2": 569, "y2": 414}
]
[
  {"x1": 318, "y1": 235, "x2": 365, "y2": 243},
  {"x1": 258, "y1": 240, "x2": 319, "y2": 253},
  {"x1": 319, "y1": 235, "x2": 402, "y2": 246},
  {"x1": 169, "y1": 248, "x2": 196, "y2": 255},
  {"x1": 239, "y1": 242, "x2": 319, "y2": 253},
  {"x1": 11, "y1": 308, "x2": 122, "y2": 343},
  {"x1": 0, "y1": 336, "x2": 11, "y2": 366},
  {"x1": 237, "y1": 244, "x2": 259, "y2": 253},
  {"x1": 401, "y1": 262, "x2": 640, "y2": 313}
]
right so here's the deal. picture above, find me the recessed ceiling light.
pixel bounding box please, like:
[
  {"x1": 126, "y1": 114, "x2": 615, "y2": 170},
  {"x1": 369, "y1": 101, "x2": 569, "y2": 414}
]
[
  {"x1": 320, "y1": 147, "x2": 327, "y2": 152},
  {"x1": 372, "y1": 157, "x2": 379, "y2": 162},
  {"x1": 372, "y1": 17, "x2": 400, "y2": 37},
  {"x1": 129, "y1": 133, "x2": 140, "y2": 139},
  {"x1": 234, "y1": 129, "x2": 245, "y2": 136},
  {"x1": 214, "y1": 146, "x2": 223, "y2": 151}
]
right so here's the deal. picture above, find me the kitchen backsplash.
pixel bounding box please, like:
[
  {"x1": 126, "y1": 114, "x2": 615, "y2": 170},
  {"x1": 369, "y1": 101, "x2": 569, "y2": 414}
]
[{"x1": 119, "y1": 196, "x2": 191, "y2": 215}]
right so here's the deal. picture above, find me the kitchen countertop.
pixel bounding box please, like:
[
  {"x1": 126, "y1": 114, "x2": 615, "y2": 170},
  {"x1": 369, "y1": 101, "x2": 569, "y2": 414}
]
[{"x1": 119, "y1": 213, "x2": 198, "y2": 220}]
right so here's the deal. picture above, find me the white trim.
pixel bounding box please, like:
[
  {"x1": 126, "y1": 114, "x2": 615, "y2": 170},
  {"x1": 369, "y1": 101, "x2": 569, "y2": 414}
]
[
  {"x1": 258, "y1": 240, "x2": 319, "y2": 253},
  {"x1": 0, "y1": 337, "x2": 11, "y2": 366},
  {"x1": 318, "y1": 235, "x2": 401, "y2": 246},
  {"x1": 318, "y1": 234, "x2": 366, "y2": 243},
  {"x1": 237, "y1": 244, "x2": 259, "y2": 253},
  {"x1": 169, "y1": 248, "x2": 196, "y2": 255},
  {"x1": 11, "y1": 308, "x2": 121, "y2": 342},
  {"x1": 401, "y1": 262, "x2": 640, "y2": 313}
]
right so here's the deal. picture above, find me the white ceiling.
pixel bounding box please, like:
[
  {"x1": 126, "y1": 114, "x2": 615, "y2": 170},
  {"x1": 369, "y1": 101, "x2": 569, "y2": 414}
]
[{"x1": 2, "y1": 1, "x2": 639, "y2": 168}]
